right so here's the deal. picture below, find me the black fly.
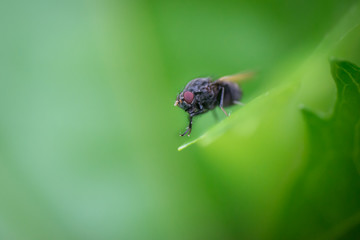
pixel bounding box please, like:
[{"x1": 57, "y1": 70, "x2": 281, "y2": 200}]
[{"x1": 174, "y1": 72, "x2": 253, "y2": 136}]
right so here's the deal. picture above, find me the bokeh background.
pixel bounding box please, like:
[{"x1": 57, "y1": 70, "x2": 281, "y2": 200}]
[{"x1": 1, "y1": 0, "x2": 360, "y2": 239}]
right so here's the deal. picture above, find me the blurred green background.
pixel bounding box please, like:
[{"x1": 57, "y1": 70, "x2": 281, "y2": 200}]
[{"x1": 1, "y1": 0, "x2": 360, "y2": 239}]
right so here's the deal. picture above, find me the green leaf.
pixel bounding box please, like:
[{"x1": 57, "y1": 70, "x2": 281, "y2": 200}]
[{"x1": 276, "y1": 60, "x2": 360, "y2": 239}]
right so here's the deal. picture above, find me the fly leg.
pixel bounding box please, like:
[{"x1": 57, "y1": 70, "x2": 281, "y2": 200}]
[
  {"x1": 219, "y1": 87, "x2": 229, "y2": 117},
  {"x1": 180, "y1": 109, "x2": 206, "y2": 137},
  {"x1": 180, "y1": 116, "x2": 193, "y2": 136}
]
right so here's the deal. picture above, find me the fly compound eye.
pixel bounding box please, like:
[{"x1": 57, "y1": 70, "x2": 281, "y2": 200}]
[{"x1": 183, "y1": 91, "x2": 194, "y2": 104}]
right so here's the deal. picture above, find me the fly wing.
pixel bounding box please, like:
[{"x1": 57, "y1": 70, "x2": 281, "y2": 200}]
[{"x1": 217, "y1": 71, "x2": 254, "y2": 83}]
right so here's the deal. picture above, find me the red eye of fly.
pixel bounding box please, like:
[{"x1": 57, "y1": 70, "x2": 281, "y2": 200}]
[{"x1": 183, "y1": 91, "x2": 194, "y2": 104}]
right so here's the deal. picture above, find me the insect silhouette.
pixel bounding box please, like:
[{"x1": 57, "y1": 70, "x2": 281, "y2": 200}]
[{"x1": 174, "y1": 72, "x2": 254, "y2": 136}]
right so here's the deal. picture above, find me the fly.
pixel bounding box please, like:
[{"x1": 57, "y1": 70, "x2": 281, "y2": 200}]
[{"x1": 174, "y1": 72, "x2": 254, "y2": 136}]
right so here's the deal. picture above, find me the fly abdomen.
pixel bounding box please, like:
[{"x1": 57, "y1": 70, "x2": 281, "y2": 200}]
[{"x1": 218, "y1": 82, "x2": 242, "y2": 107}]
